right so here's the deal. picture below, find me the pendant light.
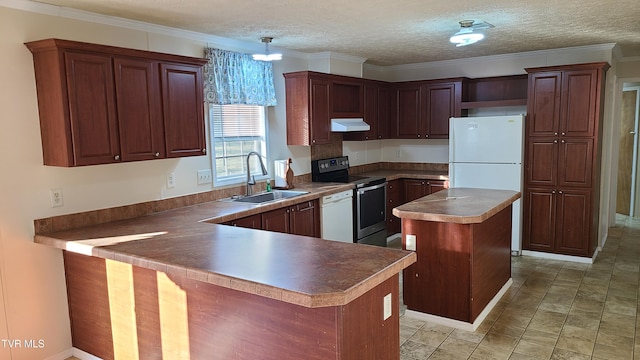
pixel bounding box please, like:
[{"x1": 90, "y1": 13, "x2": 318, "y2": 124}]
[{"x1": 252, "y1": 37, "x2": 282, "y2": 61}]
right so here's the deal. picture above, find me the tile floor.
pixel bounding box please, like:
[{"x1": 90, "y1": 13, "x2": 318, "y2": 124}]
[{"x1": 398, "y1": 214, "x2": 640, "y2": 359}]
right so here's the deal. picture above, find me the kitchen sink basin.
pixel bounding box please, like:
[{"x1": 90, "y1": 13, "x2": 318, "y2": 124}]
[{"x1": 229, "y1": 190, "x2": 309, "y2": 204}]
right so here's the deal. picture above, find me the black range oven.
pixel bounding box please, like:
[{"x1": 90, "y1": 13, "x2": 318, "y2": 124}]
[{"x1": 311, "y1": 156, "x2": 387, "y2": 247}]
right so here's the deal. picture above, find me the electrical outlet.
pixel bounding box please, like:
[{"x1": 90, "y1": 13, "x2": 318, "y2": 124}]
[
  {"x1": 49, "y1": 188, "x2": 63, "y2": 208},
  {"x1": 167, "y1": 173, "x2": 175, "y2": 189},
  {"x1": 383, "y1": 293, "x2": 392, "y2": 320},
  {"x1": 197, "y1": 169, "x2": 212, "y2": 185},
  {"x1": 406, "y1": 234, "x2": 416, "y2": 251}
]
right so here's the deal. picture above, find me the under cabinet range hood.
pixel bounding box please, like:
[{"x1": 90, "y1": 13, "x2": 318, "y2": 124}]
[{"x1": 330, "y1": 118, "x2": 370, "y2": 132}]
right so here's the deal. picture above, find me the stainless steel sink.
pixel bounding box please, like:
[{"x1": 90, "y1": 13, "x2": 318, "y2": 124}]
[{"x1": 227, "y1": 190, "x2": 309, "y2": 204}]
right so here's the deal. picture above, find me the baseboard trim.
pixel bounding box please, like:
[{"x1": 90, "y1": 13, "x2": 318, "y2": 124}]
[
  {"x1": 404, "y1": 278, "x2": 513, "y2": 331},
  {"x1": 521, "y1": 250, "x2": 598, "y2": 264}
]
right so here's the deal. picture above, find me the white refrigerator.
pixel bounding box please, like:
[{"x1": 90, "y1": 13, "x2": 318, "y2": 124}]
[{"x1": 448, "y1": 115, "x2": 525, "y2": 254}]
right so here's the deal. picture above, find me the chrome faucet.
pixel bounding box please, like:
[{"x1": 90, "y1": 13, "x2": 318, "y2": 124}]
[{"x1": 246, "y1": 151, "x2": 268, "y2": 196}]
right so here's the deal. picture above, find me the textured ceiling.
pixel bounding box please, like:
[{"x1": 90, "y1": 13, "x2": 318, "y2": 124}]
[{"x1": 33, "y1": 0, "x2": 640, "y2": 66}]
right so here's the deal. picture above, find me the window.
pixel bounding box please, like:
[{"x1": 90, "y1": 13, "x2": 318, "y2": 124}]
[{"x1": 210, "y1": 104, "x2": 268, "y2": 186}]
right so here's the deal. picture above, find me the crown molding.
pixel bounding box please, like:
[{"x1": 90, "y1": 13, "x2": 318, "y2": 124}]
[{"x1": 382, "y1": 43, "x2": 617, "y2": 72}]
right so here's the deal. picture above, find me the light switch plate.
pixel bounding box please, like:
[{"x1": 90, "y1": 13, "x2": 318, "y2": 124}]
[
  {"x1": 383, "y1": 293, "x2": 392, "y2": 320},
  {"x1": 406, "y1": 234, "x2": 416, "y2": 251}
]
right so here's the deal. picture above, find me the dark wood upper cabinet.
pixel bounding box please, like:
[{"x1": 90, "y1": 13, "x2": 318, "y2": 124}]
[
  {"x1": 331, "y1": 78, "x2": 364, "y2": 118},
  {"x1": 25, "y1": 38, "x2": 207, "y2": 167},
  {"x1": 343, "y1": 81, "x2": 390, "y2": 141},
  {"x1": 160, "y1": 63, "x2": 206, "y2": 158},
  {"x1": 64, "y1": 51, "x2": 120, "y2": 166},
  {"x1": 114, "y1": 57, "x2": 164, "y2": 162},
  {"x1": 460, "y1": 75, "x2": 528, "y2": 109},
  {"x1": 284, "y1": 71, "x2": 331, "y2": 146},
  {"x1": 393, "y1": 80, "x2": 464, "y2": 139},
  {"x1": 394, "y1": 83, "x2": 422, "y2": 139}
]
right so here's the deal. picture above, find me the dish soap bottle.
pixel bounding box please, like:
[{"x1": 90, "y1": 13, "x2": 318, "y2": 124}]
[{"x1": 285, "y1": 158, "x2": 294, "y2": 189}]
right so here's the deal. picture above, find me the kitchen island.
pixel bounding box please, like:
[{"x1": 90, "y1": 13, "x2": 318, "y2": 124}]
[
  {"x1": 392, "y1": 188, "x2": 520, "y2": 331},
  {"x1": 35, "y1": 188, "x2": 416, "y2": 360}
]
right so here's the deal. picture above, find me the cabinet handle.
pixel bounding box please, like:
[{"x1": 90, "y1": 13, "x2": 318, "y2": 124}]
[
  {"x1": 155, "y1": 152, "x2": 160, "y2": 157},
  {"x1": 114, "y1": 155, "x2": 120, "y2": 161}
]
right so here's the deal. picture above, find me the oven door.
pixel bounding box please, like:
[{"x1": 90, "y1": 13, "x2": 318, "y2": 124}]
[{"x1": 355, "y1": 182, "x2": 387, "y2": 240}]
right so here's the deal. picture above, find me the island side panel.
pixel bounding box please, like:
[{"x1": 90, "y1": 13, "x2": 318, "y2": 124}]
[
  {"x1": 470, "y1": 205, "x2": 512, "y2": 320},
  {"x1": 339, "y1": 275, "x2": 400, "y2": 360},
  {"x1": 401, "y1": 219, "x2": 472, "y2": 322},
  {"x1": 63, "y1": 251, "x2": 401, "y2": 359}
]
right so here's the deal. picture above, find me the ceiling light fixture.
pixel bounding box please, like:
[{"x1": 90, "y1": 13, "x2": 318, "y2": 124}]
[
  {"x1": 252, "y1": 37, "x2": 282, "y2": 61},
  {"x1": 449, "y1": 20, "x2": 493, "y2": 47}
]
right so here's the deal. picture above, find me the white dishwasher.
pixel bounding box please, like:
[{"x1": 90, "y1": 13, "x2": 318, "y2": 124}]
[{"x1": 320, "y1": 190, "x2": 354, "y2": 243}]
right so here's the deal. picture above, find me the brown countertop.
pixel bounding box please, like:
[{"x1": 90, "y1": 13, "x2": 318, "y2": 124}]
[
  {"x1": 35, "y1": 181, "x2": 417, "y2": 308},
  {"x1": 393, "y1": 188, "x2": 520, "y2": 224}
]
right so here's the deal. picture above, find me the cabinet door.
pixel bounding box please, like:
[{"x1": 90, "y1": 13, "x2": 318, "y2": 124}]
[
  {"x1": 557, "y1": 138, "x2": 594, "y2": 188},
  {"x1": 309, "y1": 76, "x2": 331, "y2": 145},
  {"x1": 527, "y1": 72, "x2": 562, "y2": 137},
  {"x1": 377, "y1": 85, "x2": 391, "y2": 139},
  {"x1": 64, "y1": 51, "x2": 120, "y2": 165},
  {"x1": 555, "y1": 189, "x2": 591, "y2": 256},
  {"x1": 361, "y1": 83, "x2": 378, "y2": 140},
  {"x1": 427, "y1": 180, "x2": 447, "y2": 194},
  {"x1": 526, "y1": 138, "x2": 559, "y2": 186},
  {"x1": 160, "y1": 63, "x2": 205, "y2": 158},
  {"x1": 290, "y1": 200, "x2": 320, "y2": 237},
  {"x1": 386, "y1": 180, "x2": 402, "y2": 235},
  {"x1": 225, "y1": 214, "x2": 262, "y2": 229},
  {"x1": 403, "y1": 179, "x2": 428, "y2": 202},
  {"x1": 114, "y1": 57, "x2": 164, "y2": 162},
  {"x1": 522, "y1": 187, "x2": 556, "y2": 252},
  {"x1": 395, "y1": 85, "x2": 421, "y2": 138},
  {"x1": 561, "y1": 69, "x2": 599, "y2": 137},
  {"x1": 261, "y1": 207, "x2": 290, "y2": 234},
  {"x1": 423, "y1": 82, "x2": 458, "y2": 139}
]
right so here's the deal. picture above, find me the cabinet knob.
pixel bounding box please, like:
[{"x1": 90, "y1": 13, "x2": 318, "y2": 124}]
[
  {"x1": 561, "y1": 139, "x2": 566, "y2": 143},
  {"x1": 378, "y1": 135, "x2": 382, "y2": 139},
  {"x1": 417, "y1": 134, "x2": 421, "y2": 138},
  {"x1": 312, "y1": 139, "x2": 316, "y2": 144},
  {"x1": 425, "y1": 134, "x2": 429, "y2": 138},
  {"x1": 365, "y1": 136, "x2": 369, "y2": 140},
  {"x1": 155, "y1": 152, "x2": 160, "y2": 157},
  {"x1": 202, "y1": 148, "x2": 206, "y2": 154},
  {"x1": 561, "y1": 132, "x2": 566, "y2": 136},
  {"x1": 554, "y1": 132, "x2": 558, "y2": 136},
  {"x1": 554, "y1": 139, "x2": 558, "y2": 144},
  {"x1": 558, "y1": 190, "x2": 563, "y2": 194},
  {"x1": 552, "y1": 190, "x2": 556, "y2": 194},
  {"x1": 114, "y1": 155, "x2": 120, "y2": 161}
]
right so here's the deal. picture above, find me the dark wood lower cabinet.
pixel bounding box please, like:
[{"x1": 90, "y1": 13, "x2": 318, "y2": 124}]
[
  {"x1": 63, "y1": 252, "x2": 400, "y2": 360},
  {"x1": 261, "y1": 200, "x2": 319, "y2": 237},
  {"x1": 223, "y1": 213, "x2": 262, "y2": 229},
  {"x1": 523, "y1": 187, "x2": 593, "y2": 256}
]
